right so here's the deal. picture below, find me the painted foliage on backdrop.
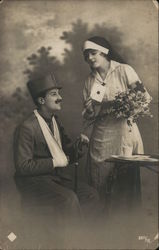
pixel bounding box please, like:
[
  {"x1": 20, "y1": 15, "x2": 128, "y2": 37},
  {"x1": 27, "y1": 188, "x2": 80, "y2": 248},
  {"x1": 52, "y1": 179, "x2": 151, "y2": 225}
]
[{"x1": 0, "y1": 18, "x2": 158, "y2": 154}]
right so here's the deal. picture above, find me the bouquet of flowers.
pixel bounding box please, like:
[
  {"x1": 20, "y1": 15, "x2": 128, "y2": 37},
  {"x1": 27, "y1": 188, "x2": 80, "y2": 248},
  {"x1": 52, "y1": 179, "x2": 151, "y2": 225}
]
[{"x1": 89, "y1": 81, "x2": 153, "y2": 131}]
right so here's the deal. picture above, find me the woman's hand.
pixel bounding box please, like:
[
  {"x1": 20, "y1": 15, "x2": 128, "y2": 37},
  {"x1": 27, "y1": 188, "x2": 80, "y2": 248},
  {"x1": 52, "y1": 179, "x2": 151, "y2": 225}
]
[
  {"x1": 84, "y1": 98, "x2": 101, "y2": 109},
  {"x1": 82, "y1": 98, "x2": 95, "y2": 119},
  {"x1": 84, "y1": 98, "x2": 94, "y2": 113}
]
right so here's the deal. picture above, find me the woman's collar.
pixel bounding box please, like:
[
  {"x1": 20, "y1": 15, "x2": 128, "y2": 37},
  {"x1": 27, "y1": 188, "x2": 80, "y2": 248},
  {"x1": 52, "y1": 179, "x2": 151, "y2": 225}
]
[{"x1": 92, "y1": 60, "x2": 121, "y2": 82}]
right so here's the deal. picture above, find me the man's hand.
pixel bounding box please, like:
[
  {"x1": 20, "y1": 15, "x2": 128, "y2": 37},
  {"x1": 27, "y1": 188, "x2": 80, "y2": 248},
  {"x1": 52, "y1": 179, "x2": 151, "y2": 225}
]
[
  {"x1": 80, "y1": 133, "x2": 89, "y2": 145},
  {"x1": 53, "y1": 157, "x2": 68, "y2": 168},
  {"x1": 75, "y1": 134, "x2": 89, "y2": 152}
]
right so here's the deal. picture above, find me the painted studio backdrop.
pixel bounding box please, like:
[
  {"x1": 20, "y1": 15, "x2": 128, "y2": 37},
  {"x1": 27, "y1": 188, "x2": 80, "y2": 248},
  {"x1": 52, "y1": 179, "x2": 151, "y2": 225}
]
[{"x1": 0, "y1": 0, "x2": 158, "y2": 249}]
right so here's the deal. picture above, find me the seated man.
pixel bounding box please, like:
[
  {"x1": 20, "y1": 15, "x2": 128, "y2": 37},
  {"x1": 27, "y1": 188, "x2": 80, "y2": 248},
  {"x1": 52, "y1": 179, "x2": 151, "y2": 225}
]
[{"x1": 13, "y1": 72, "x2": 100, "y2": 226}]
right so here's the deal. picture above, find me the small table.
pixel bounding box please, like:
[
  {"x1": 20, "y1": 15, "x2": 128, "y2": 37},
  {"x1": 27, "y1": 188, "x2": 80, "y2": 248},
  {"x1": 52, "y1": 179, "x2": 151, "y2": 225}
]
[
  {"x1": 104, "y1": 155, "x2": 159, "y2": 210},
  {"x1": 106, "y1": 155, "x2": 159, "y2": 173}
]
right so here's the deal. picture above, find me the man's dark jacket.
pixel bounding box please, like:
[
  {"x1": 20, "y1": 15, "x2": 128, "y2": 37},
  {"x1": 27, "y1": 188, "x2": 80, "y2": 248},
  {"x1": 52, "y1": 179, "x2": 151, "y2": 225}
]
[{"x1": 14, "y1": 112, "x2": 77, "y2": 177}]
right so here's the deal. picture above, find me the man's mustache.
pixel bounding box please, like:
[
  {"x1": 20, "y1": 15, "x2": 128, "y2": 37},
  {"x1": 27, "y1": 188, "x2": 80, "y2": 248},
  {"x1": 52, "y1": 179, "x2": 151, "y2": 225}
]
[{"x1": 55, "y1": 99, "x2": 62, "y2": 104}]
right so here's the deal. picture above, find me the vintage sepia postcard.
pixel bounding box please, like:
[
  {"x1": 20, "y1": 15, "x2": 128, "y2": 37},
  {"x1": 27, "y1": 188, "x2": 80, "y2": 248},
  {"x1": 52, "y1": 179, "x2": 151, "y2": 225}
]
[{"x1": 0, "y1": 0, "x2": 158, "y2": 249}]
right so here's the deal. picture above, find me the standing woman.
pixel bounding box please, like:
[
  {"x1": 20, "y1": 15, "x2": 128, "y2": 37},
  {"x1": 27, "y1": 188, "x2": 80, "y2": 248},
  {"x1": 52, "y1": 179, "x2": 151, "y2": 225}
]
[{"x1": 81, "y1": 36, "x2": 151, "y2": 210}]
